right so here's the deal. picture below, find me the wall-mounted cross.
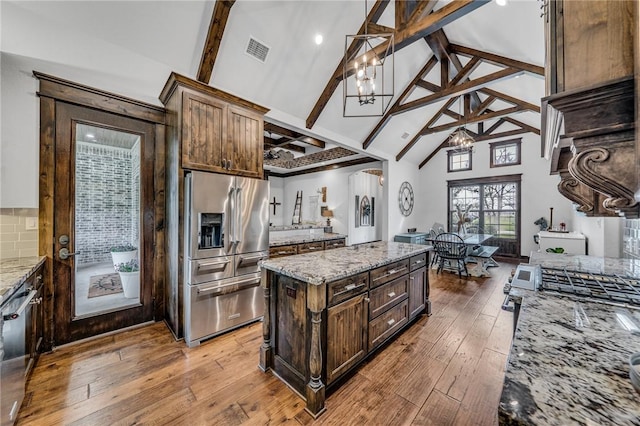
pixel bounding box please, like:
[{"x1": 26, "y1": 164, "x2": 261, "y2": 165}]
[{"x1": 270, "y1": 196, "x2": 282, "y2": 215}]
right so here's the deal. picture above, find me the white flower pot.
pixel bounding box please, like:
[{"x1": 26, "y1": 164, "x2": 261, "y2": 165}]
[
  {"x1": 111, "y1": 250, "x2": 138, "y2": 270},
  {"x1": 118, "y1": 271, "x2": 140, "y2": 299}
]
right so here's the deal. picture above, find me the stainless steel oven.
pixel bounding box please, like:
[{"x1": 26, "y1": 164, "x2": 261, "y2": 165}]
[{"x1": 1, "y1": 283, "x2": 37, "y2": 426}]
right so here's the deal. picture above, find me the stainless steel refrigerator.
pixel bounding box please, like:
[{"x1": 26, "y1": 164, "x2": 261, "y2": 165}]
[{"x1": 184, "y1": 171, "x2": 269, "y2": 347}]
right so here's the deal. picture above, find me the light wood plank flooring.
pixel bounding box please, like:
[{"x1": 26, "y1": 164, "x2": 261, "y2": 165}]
[{"x1": 18, "y1": 261, "x2": 516, "y2": 425}]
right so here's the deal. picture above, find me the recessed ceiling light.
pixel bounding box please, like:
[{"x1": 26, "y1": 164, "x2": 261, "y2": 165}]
[
  {"x1": 315, "y1": 34, "x2": 323, "y2": 45},
  {"x1": 496, "y1": 0, "x2": 507, "y2": 6}
]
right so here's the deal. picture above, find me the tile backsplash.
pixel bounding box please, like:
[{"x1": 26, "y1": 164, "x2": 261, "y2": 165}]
[
  {"x1": 0, "y1": 208, "x2": 39, "y2": 259},
  {"x1": 623, "y1": 218, "x2": 640, "y2": 260}
]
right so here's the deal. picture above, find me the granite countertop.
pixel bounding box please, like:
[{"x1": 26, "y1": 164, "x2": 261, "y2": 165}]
[
  {"x1": 260, "y1": 241, "x2": 430, "y2": 285},
  {"x1": 529, "y1": 251, "x2": 640, "y2": 277},
  {"x1": 499, "y1": 253, "x2": 640, "y2": 425},
  {"x1": 269, "y1": 232, "x2": 346, "y2": 247},
  {"x1": 0, "y1": 256, "x2": 46, "y2": 305}
]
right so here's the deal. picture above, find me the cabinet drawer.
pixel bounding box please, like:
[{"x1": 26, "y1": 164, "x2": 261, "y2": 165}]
[
  {"x1": 298, "y1": 241, "x2": 325, "y2": 254},
  {"x1": 370, "y1": 259, "x2": 410, "y2": 289},
  {"x1": 369, "y1": 275, "x2": 408, "y2": 319},
  {"x1": 269, "y1": 245, "x2": 298, "y2": 258},
  {"x1": 327, "y1": 272, "x2": 369, "y2": 307},
  {"x1": 325, "y1": 239, "x2": 346, "y2": 250},
  {"x1": 368, "y1": 299, "x2": 408, "y2": 350},
  {"x1": 409, "y1": 253, "x2": 428, "y2": 272}
]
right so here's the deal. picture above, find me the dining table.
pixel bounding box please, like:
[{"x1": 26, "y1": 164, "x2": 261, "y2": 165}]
[{"x1": 428, "y1": 232, "x2": 499, "y2": 277}]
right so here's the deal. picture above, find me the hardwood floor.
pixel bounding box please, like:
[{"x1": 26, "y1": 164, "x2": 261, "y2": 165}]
[{"x1": 18, "y1": 261, "x2": 517, "y2": 425}]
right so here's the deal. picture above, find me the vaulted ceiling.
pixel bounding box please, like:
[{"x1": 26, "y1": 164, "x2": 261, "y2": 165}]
[
  {"x1": 3, "y1": 0, "x2": 545, "y2": 173},
  {"x1": 205, "y1": 0, "x2": 545, "y2": 172}
]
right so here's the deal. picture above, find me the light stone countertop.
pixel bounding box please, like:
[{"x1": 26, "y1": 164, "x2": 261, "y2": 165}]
[
  {"x1": 0, "y1": 256, "x2": 45, "y2": 305},
  {"x1": 269, "y1": 232, "x2": 346, "y2": 247},
  {"x1": 499, "y1": 253, "x2": 640, "y2": 425},
  {"x1": 529, "y1": 251, "x2": 640, "y2": 277},
  {"x1": 260, "y1": 241, "x2": 430, "y2": 285}
]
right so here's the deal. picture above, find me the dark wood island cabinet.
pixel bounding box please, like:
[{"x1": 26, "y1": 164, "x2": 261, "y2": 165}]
[{"x1": 258, "y1": 242, "x2": 430, "y2": 417}]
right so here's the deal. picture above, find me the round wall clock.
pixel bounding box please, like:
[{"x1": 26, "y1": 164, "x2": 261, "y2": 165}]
[{"x1": 398, "y1": 181, "x2": 414, "y2": 216}]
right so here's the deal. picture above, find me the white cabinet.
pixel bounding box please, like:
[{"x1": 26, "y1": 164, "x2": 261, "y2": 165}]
[{"x1": 538, "y1": 231, "x2": 587, "y2": 255}]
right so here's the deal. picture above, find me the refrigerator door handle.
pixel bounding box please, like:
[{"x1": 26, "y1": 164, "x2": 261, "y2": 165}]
[
  {"x1": 235, "y1": 187, "x2": 242, "y2": 245},
  {"x1": 228, "y1": 187, "x2": 236, "y2": 252}
]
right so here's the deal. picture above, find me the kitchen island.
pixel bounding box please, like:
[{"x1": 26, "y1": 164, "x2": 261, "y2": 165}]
[
  {"x1": 500, "y1": 253, "x2": 640, "y2": 425},
  {"x1": 259, "y1": 241, "x2": 430, "y2": 417}
]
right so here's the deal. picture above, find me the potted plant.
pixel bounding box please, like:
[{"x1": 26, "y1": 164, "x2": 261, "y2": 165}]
[
  {"x1": 110, "y1": 244, "x2": 138, "y2": 271},
  {"x1": 114, "y1": 258, "x2": 140, "y2": 299}
]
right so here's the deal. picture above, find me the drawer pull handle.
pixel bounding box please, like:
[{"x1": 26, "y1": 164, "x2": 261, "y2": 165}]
[
  {"x1": 388, "y1": 291, "x2": 396, "y2": 298},
  {"x1": 333, "y1": 282, "x2": 366, "y2": 297},
  {"x1": 277, "y1": 251, "x2": 293, "y2": 255},
  {"x1": 308, "y1": 246, "x2": 321, "y2": 250},
  {"x1": 373, "y1": 265, "x2": 408, "y2": 282},
  {"x1": 387, "y1": 318, "x2": 395, "y2": 326},
  {"x1": 414, "y1": 260, "x2": 423, "y2": 265}
]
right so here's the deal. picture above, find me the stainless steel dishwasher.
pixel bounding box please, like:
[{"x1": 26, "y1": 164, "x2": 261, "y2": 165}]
[{"x1": 1, "y1": 282, "x2": 37, "y2": 426}]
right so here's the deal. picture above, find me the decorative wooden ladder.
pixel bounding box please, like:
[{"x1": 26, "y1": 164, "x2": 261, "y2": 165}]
[{"x1": 292, "y1": 191, "x2": 302, "y2": 224}]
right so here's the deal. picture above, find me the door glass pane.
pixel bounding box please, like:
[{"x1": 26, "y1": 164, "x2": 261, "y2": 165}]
[{"x1": 74, "y1": 123, "x2": 141, "y2": 317}]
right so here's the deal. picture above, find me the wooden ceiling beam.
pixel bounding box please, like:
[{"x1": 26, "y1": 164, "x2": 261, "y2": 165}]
[
  {"x1": 306, "y1": 0, "x2": 391, "y2": 129},
  {"x1": 264, "y1": 139, "x2": 306, "y2": 154},
  {"x1": 197, "y1": 0, "x2": 236, "y2": 83},
  {"x1": 362, "y1": 55, "x2": 438, "y2": 149},
  {"x1": 264, "y1": 122, "x2": 326, "y2": 148},
  {"x1": 478, "y1": 88, "x2": 541, "y2": 113},
  {"x1": 450, "y1": 44, "x2": 545, "y2": 76},
  {"x1": 306, "y1": 0, "x2": 488, "y2": 129},
  {"x1": 449, "y1": 57, "x2": 481, "y2": 86},
  {"x1": 394, "y1": 67, "x2": 523, "y2": 115},
  {"x1": 396, "y1": 105, "x2": 525, "y2": 160},
  {"x1": 268, "y1": 157, "x2": 379, "y2": 178},
  {"x1": 407, "y1": 0, "x2": 439, "y2": 26},
  {"x1": 425, "y1": 30, "x2": 482, "y2": 110},
  {"x1": 415, "y1": 79, "x2": 441, "y2": 92},
  {"x1": 297, "y1": 137, "x2": 326, "y2": 149},
  {"x1": 503, "y1": 117, "x2": 540, "y2": 135},
  {"x1": 395, "y1": 0, "x2": 408, "y2": 29}
]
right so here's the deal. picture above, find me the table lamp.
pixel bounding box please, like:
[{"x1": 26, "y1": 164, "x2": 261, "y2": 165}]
[{"x1": 321, "y1": 208, "x2": 334, "y2": 226}]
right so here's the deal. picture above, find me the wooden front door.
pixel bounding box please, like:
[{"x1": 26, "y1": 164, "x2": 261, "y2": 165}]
[{"x1": 51, "y1": 102, "x2": 156, "y2": 344}]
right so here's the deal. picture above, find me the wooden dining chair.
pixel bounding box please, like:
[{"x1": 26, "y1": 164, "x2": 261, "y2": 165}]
[{"x1": 433, "y1": 233, "x2": 469, "y2": 278}]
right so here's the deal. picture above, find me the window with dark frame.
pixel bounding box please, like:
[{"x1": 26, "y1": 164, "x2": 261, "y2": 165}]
[
  {"x1": 447, "y1": 174, "x2": 522, "y2": 257},
  {"x1": 490, "y1": 139, "x2": 521, "y2": 168},
  {"x1": 447, "y1": 149, "x2": 472, "y2": 172}
]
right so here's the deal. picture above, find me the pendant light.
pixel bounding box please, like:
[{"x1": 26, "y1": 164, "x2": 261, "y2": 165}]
[{"x1": 343, "y1": 0, "x2": 394, "y2": 117}]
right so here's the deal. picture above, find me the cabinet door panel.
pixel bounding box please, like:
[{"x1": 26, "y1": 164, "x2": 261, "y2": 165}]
[
  {"x1": 326, "y1": 293, "x2": 368, "y2": 384},
  {"x1": 227, "y1": 105, "x2": 263, "y2": 178},
  {"x1": 408, "y1": 267, "x2": 426, "y2": 320},
  {"x1": 182, "y1": 92, "x2": 226, "y2": 172}
]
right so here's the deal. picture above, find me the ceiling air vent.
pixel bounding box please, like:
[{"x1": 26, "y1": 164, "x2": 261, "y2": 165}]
[{"x1": 245, "y1": 37, "x2": 270, "y2": 63}]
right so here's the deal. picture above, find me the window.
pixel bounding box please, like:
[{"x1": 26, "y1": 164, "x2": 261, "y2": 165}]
[
  {"x1": 490, "y1": 139, "x2": 521, "y2": 168},
  {"x1": 448, "y1": 174, "x2": 521, "y2": 257},
  {"x1": 447, "y1": 149, "x2": 472, "y2": 172}
]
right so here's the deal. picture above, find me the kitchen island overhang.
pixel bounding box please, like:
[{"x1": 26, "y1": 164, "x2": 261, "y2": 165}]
[{"x1": 258, "y1": 241, "x2": 432, "y2": 418}]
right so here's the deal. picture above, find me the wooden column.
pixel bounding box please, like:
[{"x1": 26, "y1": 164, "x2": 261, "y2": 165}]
[
  {"x1": 305, "y1": 282, "x2": 326, "y2": 418},
  {"x1": 259, "y1": 269, "x2": 272, "y2": 372}
]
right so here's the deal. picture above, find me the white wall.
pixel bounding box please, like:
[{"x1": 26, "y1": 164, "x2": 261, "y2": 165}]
[
  {"x1": 384, "y1": 158, "x2": 426, "y2": 241},
  {"x1": 419, "y1": 133, "x2": 575, "y2": 257},
  {"x1": 268, "y1": 176, "x2": 285, "y2": 227},
  {"x1": 274, "y1": 162, "x2": 382, "y2": 239},
  {"x1": 348, "y1": 171, "x2": 383, "y2": 245}
]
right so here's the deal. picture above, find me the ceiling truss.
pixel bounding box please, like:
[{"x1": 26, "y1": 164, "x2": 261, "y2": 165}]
[{"x1": 306, "y1": 0, "x2": 544, "y2": 170}]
